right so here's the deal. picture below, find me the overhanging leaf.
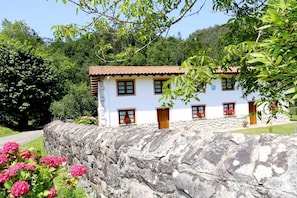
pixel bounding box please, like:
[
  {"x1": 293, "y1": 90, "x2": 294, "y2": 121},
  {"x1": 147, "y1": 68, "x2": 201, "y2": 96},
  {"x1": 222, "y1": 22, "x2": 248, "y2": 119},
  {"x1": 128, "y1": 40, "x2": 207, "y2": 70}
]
[{"x1": 284, "y1": 87, "x2": 297, "y2": 95}]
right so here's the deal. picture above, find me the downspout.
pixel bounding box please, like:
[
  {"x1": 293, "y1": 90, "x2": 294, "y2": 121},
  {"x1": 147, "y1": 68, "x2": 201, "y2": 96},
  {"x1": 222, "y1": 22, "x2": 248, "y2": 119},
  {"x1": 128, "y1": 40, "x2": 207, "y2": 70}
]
[
  {"x1": 107, "y1": 76, "x2": 111, "y2": 127},
  {"x1": 97, "y1": 80, "x2": 100, "y2": 126}
]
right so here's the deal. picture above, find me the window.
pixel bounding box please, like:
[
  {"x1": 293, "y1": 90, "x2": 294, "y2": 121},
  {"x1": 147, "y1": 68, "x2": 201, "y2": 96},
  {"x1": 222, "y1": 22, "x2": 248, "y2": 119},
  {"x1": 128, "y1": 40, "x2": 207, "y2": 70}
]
[
  {"x1": 119, "y1": 109, "x2": 135, "y2": 124},
  {"x1": 192, "y1": 105, "x2": 206, "y2": 118},
  {"x1": 221, "y1": 78, "x2": 234, "y2": 90},
  {"x1": 196, "y1": 83, "x2": 206, "y2": 93},
  {"x1": 154, "y1": 79, "x2": 169, "y2": 94},
  {"x1": 223, "y1": 103, "x2": 235, "y2": 116},
  {"x1": 270, "y1": 101, "x2": 278, "y2": 111},
  {"x1": 117, "y1": 80, "x2": 134, "y2": 95}
]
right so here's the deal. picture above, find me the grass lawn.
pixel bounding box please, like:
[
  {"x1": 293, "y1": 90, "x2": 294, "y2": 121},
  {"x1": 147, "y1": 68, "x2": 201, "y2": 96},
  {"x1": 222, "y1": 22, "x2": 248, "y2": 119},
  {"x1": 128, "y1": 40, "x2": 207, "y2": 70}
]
[
  {"x1": 20, "y1": 136, "x2": 46, "y2": 156},
  {"x1": 0, "y1": 126, "x2": 19, "y2": 137},
  {"x1": 291, "y1": 114, "x2": 297, "y2": 121},
  {"x1": 230, "y1": 122, "x2": 297, "y2": 135}
]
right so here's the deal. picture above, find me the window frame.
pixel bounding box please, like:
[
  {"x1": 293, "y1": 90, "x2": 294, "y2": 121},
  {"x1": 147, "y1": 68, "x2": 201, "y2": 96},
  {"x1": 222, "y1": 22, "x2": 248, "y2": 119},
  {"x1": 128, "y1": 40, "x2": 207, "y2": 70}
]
[
  {"x1": 221, "y1": 78, "x2": 234, "y2": 91},
  {"x1": 154, "y1": 79, "x2": 170, "y2": 94},
  {"x1": 117, "y1": 79, "x2": 135, "y2": 96},
  {"x1": 192, "y1": 105, "x2": 206, "y2": 119},
  {"x1": 118, "y1": 109, "x2": 136, "y2": 124},
  {"x1": 223, "y1": 102, "x2": 235, "y2": 116}
]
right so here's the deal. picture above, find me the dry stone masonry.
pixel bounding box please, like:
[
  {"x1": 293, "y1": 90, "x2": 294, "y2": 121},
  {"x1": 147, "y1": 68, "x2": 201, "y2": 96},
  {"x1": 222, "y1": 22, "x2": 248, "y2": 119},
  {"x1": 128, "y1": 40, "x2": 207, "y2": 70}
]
[{"x1": 44, "y1": 120, "x2": 297, "y2": 198}]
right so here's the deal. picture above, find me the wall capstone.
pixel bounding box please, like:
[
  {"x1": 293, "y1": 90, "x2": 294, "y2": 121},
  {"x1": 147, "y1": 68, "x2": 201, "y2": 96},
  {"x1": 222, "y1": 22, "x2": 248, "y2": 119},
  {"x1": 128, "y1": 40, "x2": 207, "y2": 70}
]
[{"x1": 44, "y1": 120, "x2": 297, "y2": 198}]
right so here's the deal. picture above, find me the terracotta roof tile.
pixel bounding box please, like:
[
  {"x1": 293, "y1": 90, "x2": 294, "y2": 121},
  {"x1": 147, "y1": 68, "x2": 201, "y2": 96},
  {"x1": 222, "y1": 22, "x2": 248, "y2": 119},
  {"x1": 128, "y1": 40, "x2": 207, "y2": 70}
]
[
  {"x1": 89, "y1": 66, "x2": 186, "y2": 76},
  {"x1": 89, "y1": 66, "x2": 240, "y2": 76}
]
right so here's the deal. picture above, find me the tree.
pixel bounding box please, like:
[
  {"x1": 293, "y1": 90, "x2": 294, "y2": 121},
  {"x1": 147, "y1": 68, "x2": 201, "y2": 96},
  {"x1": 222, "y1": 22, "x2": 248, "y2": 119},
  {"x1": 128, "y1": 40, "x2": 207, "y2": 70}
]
[
  {"x1": 50, "y1": 83, "x2": 97, "y2": 120},
  {"x1": 0, "y1": 19, "x2": 44, "y2": 47},
  {"x1": 217, "y1": 0, "x2": 267, "y2": 48},
  {"x1": 162, "y1": 0, "x2": 297, "y2": 122},
  {"x1": 0, "y1": 19, "x2": 100, "y2": 128},
  {"x1": 187, "y1": 25, "x2": 228, "y2": 59},
  {"x1": 146, "y1": 36, "x2": 185, "y2": 66},
  {"x1": 225, "y1": 0, "x2": 297, "y2": 121},
  {"x1": 0, "y1": 42, "x2": 60, "y2": 129},
  {"x1": 53, "y1": 0, "x2": 231, "y2": 63}
]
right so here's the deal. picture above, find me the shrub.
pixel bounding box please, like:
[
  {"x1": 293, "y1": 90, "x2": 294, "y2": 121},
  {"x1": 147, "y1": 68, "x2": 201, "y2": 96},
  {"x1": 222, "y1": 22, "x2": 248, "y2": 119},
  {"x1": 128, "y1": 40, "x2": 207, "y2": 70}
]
[
  {"x1": 0, "y1": 142, "x2": 86, "y2": 197},
  {"x1": 50, "y1": 83, "x2": 97, "y2": 120},
  {"x1": 75, "y1": 116, "x2": 98, "y2": 125}
]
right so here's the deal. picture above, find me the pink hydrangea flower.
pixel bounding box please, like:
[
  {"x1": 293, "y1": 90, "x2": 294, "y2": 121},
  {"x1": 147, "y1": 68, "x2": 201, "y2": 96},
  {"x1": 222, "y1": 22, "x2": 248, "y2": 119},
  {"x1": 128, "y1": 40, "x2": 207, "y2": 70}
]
[
  {"x1": 70, "y1": 164, "x2": 87, "y2": 178},
  {"x1": 3, "y1": 142, "x2": 19, "y2": 154},
  {"x1": 39, "y1": 156, "x2": 67, "y2": 167},
  {"x1": 0, "y1": 172, "x2": 10, "y2": 183},
  {"x1": 47, "y1": 187, "x2": 57, "y2": 198},
  {"x1": 6, "y1": 162, "x2": 26, "y2": 177},
  {"x1": 0, "y1": 155, "x2": 7, "y2": 165},
  {"x1": 19, "y1": 150, "x2": 32, "y2": 160},
  {"x1": 25, "y1": 164, "x2": 36, "y2": 170},
  {"x1": 11, "y1": 181, "x2": 30, "y2": 197}
]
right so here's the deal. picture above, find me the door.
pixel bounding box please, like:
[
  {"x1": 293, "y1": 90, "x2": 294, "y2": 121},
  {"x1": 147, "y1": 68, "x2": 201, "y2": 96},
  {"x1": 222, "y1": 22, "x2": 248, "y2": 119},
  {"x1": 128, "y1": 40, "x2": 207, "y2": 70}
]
[
  {"x1": 248, "y1": 101, "x2": 257, "y2": 125},
  {"x1": 157, "y1": 108, "x2": 169, "y2": 129}
]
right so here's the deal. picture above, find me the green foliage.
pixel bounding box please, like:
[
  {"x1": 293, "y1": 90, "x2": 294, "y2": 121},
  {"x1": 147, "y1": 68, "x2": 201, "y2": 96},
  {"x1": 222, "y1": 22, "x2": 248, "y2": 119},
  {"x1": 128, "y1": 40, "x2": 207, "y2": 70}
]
[
  {"x1": 160, "y1": 53, "x2": 217, "y2": 107},
  {"x1": 53, "y1": 171, "x2": 88, "y2": 198},
  {"x1": 213, "y1": 0, "x2": 267, "y2": 17},
  {"x1": 50, "y1": 30, "x2": 188, "y2": 66},
  {"x1": 49, "y1": 35, "x2": 99, "y2": 82},
  {"x1": 145, "y1": 37, "x2": 185, "y2": 66},
  {"x1": 187, "y1": 25, "x2": 229, "y2": 59},
  {"x1": 0, "y1": 141, "x2": 87, "y2": 197},
  {"x1": 215, "y1": 0, "x2": 267, "y2": 52},
  {"x1": 222, "y1": 0, "x2": 297, "y2": 121},
  {"x1": 0, "y1": 20, "x2": 96, "y2": 128},
  {"x1": 75, "y1": 116, "x2": 98, "y2": 125},
  {"x1": 0, "y1": 42, "x2": 60, "y2": 129},
  {"x1": 50, "y1": 83, "x2": 97, "y2": 120},
  {"x1": 157, "y1": 0, "x2": 297, "y2": 124},
  {"x1": 52, "y1": 0, "x2": 270, "y2": 63},
  {"x1": 21, "y1": 137, "x2": 88, "y2": 197},
  {"x1": 53, "y1": 0, "x2": 227, "y2": 63},
  {"x1": 0, "y1": 19, "x2": 44, "y2": 48}
]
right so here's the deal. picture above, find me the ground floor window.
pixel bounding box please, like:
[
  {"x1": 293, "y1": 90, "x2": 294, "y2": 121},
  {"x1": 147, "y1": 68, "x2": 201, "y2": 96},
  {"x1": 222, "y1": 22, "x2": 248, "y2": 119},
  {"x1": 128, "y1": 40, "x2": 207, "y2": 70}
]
[
  {"x1": 223, "y1": 103, "x2": 235, "y2": 115},
  {"x1": 119, "y1": 109, "x2": 135, "y2": 124},
  {"x1": 192, "y1": 105, "x2": 206, "y2": 118}
]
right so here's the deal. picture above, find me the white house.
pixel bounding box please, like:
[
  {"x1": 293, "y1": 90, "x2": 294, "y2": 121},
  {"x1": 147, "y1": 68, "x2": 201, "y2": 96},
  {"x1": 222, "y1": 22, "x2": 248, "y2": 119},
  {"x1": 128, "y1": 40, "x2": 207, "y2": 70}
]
[{"x1": 89, "y1": 66, "x2": 260, "y2": 128}]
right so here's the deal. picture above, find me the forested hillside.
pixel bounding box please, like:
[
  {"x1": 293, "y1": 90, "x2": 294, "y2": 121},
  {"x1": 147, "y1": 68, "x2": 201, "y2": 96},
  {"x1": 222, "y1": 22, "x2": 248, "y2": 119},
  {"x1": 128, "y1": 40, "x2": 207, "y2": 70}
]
[
  {"x1": 187, "y1": 25, "x2": 228, "y2": 58},
  {"x1": 49, "y1": 26, "x2": 226, "y2": 66}
]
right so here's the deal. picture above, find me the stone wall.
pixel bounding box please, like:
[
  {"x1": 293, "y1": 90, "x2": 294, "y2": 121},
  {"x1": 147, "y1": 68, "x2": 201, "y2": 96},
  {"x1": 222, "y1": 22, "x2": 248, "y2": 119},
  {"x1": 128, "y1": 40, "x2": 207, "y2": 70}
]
[{"x1": 44, "y1": 120, "x2": 297, "y2": 198}]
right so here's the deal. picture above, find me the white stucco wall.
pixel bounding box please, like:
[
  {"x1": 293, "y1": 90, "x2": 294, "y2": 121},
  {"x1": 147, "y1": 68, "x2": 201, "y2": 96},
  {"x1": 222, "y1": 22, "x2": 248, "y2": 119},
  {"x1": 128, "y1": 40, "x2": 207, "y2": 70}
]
[{"x1": 99, "y1": 75, "x2": 259, "y2": 127}]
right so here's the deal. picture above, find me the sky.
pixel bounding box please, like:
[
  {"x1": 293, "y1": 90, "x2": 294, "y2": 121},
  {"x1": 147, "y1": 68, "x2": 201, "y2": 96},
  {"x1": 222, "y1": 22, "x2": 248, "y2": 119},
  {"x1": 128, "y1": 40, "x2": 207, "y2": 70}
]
[{"x1": 0, "y1": 0, "x2": 230, "y2": 39}]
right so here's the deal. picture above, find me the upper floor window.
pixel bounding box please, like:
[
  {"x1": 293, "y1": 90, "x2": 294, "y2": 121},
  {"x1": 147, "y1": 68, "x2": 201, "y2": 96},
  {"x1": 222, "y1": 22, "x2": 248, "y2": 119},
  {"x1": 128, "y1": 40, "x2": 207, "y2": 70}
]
[
  {"x1": 196, "y1": 83, "x2": 206, "y2": 93},
  {"x1": 223, "y1": 103, "x2": 235, "y2": 116},
  {"x1": 117, "y1": 80, "x2": 135, "y2": 95},
  {"x1": 192, "y1": 105, "x2": 206, "y2": 118},
  {"x1": 119, "y1": 109, "x2": 135, "y2": 124},
  {"x1": 154, "y1": 79, "x2": 169, "y2": 94},
  {"x1": 221, "y1": 78, "x2": 234, "y2": 90}
]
